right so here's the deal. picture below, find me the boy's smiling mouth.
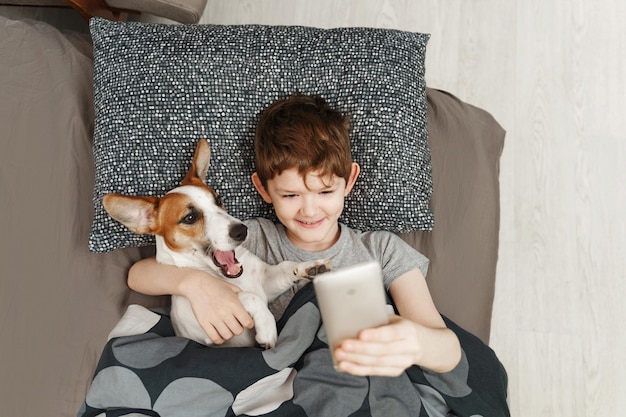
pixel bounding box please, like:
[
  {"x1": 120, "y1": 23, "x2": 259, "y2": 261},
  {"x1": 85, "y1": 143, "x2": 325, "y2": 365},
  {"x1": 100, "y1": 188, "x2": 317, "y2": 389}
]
[{"x1": 297, "y1": 219, "x2": 325, "y2": 227}]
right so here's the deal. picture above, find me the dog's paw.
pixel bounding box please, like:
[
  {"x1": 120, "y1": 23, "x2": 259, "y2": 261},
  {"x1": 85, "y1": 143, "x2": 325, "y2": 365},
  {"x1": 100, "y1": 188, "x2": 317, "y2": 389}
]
[
  {"x1": 293, "y1": 259, "x2": 331, "y2": 279},
  {"x1": 254, "y1": 322, "x2": 278, "y2": 349}
]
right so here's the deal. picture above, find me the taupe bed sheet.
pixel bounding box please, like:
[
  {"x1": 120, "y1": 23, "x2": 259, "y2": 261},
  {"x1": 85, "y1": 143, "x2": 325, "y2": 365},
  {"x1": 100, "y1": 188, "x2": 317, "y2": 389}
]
[{"x1": 0, "y1": 16, "x2": 504, "y2": 416}]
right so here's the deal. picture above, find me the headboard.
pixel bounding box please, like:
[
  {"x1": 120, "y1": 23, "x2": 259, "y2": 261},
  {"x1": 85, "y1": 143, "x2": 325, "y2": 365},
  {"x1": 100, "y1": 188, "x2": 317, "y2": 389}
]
[{"x1": 2, "y1": 0, "x2": 208, "y2": 23}]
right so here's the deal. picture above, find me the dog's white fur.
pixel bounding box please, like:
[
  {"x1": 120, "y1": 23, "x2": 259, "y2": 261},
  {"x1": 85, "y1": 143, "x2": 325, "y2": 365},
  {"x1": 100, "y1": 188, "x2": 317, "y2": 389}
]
[{"x1": 103, "y1": 139, "x2": 329, "y2": 348}]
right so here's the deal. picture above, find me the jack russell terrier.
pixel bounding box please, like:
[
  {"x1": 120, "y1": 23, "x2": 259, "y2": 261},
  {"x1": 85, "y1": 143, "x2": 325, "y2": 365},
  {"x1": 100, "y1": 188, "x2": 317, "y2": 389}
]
[{"x1": 103, "y1": 139, "x2": 330, "y2": 348}]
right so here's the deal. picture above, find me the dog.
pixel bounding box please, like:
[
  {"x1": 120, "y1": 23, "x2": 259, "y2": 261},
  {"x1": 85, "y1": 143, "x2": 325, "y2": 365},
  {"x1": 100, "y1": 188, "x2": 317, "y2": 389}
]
[{"x1": 103, "y1": 139, "x2": 330, "y2": 348}]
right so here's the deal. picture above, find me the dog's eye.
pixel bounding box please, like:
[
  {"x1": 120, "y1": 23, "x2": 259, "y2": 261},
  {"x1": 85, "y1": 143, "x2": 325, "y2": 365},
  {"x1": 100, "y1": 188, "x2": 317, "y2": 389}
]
[
  {"x1": 181, "y1": 213, "x2": 198, "y2": 224},
  {"x1": 180, "y1": 209, "x2": 200, "y2": 225}
]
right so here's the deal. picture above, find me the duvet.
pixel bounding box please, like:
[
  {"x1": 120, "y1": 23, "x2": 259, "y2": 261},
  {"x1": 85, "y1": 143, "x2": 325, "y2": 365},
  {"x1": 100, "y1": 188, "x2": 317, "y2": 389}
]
[{"x1": 78, "y1": 284, "x2": 509, "y2": 417}]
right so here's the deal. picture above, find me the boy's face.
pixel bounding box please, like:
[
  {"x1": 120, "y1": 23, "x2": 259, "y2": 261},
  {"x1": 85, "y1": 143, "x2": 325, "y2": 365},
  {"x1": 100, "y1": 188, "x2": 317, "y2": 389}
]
[{"x1": 252, "y1": 164, "x2": 359, "y2": 252}]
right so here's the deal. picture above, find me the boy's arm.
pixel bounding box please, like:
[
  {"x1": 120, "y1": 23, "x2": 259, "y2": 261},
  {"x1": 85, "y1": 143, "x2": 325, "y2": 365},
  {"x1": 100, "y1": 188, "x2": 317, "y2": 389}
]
[
  {"x1": 389, "y1": 270, "x2": 461, "y2": 371},
  {"x1": 335, "y1": 268, "x2": 461, "y2": 376},
  {"x1": 128, "y1": 257, "x2": 254, "y2": 344}
]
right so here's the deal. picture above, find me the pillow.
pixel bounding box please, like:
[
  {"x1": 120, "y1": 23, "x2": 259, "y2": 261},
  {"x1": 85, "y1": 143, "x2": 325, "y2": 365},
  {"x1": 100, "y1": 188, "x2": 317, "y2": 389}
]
[{"x1": 89, "y1": 18, "x2": 433, "y2": 253}]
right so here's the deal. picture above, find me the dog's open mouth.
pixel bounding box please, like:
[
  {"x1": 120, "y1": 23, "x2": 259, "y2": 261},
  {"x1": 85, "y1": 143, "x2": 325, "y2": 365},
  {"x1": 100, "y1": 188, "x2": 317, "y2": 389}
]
[{"x1": 212, "y1": 250, "x2": 243, "y2": 279}]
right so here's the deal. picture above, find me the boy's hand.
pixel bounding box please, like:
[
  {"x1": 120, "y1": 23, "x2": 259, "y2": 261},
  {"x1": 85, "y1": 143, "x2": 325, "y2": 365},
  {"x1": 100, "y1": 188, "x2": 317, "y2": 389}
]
[
  {"x1": 333, "y1": 315, "x2": 420, "y2": 377},
  {"x1": 182, "y1": 271, "x2": 254, "y2": 344}
]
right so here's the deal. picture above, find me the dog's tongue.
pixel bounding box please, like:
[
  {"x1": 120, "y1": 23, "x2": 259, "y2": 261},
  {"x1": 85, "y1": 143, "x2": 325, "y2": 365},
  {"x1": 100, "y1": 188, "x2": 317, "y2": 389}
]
[{"x1": 213, "y1": 250, "x2": 242, "y2": 278}]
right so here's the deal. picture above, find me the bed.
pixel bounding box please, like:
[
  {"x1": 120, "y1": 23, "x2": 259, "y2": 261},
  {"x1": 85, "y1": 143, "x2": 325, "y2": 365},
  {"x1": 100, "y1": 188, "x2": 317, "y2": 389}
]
[{"x1": 0, "y1": 5, "x2": 508, "y2": 417}]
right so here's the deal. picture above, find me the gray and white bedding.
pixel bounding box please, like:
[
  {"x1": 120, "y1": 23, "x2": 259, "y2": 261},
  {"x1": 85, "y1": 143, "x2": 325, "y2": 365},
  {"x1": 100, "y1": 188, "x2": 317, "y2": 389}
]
[{"x1": 78, "y1": 284, "x2": 509, "y2": 417}]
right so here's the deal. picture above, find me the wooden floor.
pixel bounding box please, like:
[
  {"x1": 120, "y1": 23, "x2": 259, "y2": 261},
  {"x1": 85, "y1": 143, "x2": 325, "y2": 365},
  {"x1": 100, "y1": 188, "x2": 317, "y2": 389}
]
[{"x1": 3, "y1": 1, "x2": 624, "y2": 416}]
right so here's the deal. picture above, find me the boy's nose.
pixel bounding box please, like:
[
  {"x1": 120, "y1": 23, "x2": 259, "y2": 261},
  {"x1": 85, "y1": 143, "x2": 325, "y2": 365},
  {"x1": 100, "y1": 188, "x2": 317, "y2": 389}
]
[{"x1": 300, "y1": 196, "x2": 318, "y2": 217}]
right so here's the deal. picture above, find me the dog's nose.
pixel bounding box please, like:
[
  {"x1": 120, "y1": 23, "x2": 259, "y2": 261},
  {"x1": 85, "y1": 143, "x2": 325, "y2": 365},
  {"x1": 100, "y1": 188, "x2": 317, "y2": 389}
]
[{"x1": 229, "y1": 223, "x2": 248, "y2": 242}]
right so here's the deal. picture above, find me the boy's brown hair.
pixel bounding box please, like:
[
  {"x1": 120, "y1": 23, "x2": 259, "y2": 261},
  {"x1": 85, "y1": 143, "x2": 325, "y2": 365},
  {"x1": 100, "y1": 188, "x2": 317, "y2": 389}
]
[{"x1": 254, "y1": 93, "x2": 353, "y2": 187}]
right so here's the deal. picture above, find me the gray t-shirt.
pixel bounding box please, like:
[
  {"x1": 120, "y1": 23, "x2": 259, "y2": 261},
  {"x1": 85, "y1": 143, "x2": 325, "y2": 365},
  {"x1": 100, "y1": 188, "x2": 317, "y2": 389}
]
[{"x1": 242, "y1": 217, "x2": 429, "y2": 290}]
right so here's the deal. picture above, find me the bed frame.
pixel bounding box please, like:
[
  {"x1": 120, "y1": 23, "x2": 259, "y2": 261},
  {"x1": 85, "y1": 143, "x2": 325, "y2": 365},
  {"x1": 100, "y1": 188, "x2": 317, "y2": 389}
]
[
  {"x1": 2, "y1": 0, "x2": 207, "y2": 23},
  {"x1": 63, "y1": 0, "x2": 126, "y2": 21}
]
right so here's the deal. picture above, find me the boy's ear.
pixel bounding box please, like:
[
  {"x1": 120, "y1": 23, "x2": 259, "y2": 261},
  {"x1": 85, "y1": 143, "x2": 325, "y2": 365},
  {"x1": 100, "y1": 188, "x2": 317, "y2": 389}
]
[
  {"x1": 251, "y1": 172, "x2": 273, "y2": 203},
  {"x1": 344, "y1": 162, "x2": 360, "y2": 196}
]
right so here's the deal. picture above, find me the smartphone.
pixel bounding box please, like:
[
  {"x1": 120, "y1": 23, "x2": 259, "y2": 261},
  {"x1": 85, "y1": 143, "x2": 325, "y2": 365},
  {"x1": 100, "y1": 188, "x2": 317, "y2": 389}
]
[{"x1": 313, "y1": 261, "x2": 390, "y2": 369}]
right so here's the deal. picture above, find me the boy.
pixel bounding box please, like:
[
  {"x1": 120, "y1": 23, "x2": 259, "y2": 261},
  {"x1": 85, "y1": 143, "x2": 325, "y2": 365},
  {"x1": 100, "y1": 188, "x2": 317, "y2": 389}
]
[{"x1": 128, "y1": 94, "x2": 461, "y2": 376}]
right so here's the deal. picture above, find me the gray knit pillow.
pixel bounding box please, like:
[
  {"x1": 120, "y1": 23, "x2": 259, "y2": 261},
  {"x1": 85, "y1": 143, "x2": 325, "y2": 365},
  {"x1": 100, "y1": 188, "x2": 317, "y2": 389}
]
[{"x1": 89, "y1": 18, "x2": 433, "y2": 253}]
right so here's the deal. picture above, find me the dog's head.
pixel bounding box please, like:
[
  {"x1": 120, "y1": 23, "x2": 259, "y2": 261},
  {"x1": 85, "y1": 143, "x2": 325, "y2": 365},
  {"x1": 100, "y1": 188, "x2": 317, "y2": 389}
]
[{"x1": 103, "y1": 139, "x2": 246, "y2": 278}]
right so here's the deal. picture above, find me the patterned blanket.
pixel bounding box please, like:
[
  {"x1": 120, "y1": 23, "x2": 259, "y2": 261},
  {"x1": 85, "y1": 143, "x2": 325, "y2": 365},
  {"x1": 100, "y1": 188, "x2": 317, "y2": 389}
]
[{"x1": 78, "y1": 284, "x2": 510, "y2": 417}]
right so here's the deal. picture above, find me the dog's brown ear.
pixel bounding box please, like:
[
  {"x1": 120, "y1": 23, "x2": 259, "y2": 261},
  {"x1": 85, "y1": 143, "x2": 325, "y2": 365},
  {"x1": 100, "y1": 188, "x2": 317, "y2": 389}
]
[
  {"x1": 182, "y1": 139, "x2": 211, "y2": 186},
  {"x1": 102, "y1": 194, "x2": 159, "y2": 235}
]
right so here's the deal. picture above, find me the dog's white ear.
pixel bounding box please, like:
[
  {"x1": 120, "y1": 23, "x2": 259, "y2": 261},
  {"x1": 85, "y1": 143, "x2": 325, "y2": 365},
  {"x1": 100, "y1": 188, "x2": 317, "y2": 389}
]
[
  {"x1": 102, "y1": 194, "x2": 159, "y2": 235},
  {"x1": 183, "y1": 139, "x2": 211, "y2": 185}
]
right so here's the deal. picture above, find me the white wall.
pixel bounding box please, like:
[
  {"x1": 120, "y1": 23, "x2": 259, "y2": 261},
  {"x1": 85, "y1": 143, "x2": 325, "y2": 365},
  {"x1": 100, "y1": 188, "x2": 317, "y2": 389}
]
[{"x1": 195, "y1": 1, "x2": 625, "y2": 416}]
